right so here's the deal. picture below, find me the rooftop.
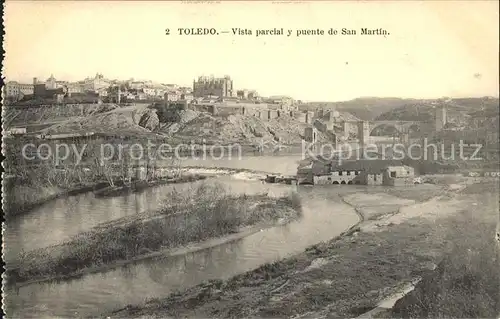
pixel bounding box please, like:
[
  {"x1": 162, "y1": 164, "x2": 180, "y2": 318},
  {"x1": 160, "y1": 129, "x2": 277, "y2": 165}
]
[
  {"x1": 385, "y1": 165, "x2": 413, "y2": 170},
  {"x1": 336, "y1": 159, "x2": 404, "y2": 173}
]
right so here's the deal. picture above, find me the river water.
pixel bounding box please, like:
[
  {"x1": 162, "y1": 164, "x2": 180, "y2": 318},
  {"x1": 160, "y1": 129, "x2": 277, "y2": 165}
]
[{"x1": 5, "y1": 155, "x2": 359, "y2": 318}]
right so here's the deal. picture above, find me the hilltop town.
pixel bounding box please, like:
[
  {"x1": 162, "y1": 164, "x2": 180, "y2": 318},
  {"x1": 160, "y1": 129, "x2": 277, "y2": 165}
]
[
  {"x1": 4, "y1": 73, "x2": 499, "y2": 191},
  {"x1": 3, "y1": 74, "x2": 354, "y2": 148},
  {"x1": 3, "y1": 73, "x2": 294, "y2": 108},
  {"x1": 3, "y1": 73, "x2": 500, "y2": 319},
  {"x1": 4, "y1": 74, "x2": 499, "y2": 150},
  {"x1": 4, "y1": 1, "x2": 499, "y2": 318}
]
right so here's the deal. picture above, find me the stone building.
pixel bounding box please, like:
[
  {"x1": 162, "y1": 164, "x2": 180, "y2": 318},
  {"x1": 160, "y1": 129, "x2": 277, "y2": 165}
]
[
  {"x1": 366, "y1": 171, "x2": 383, "y2": 185},
  {"x1": 33, "y1": 77, "x2": 66, "y2": 99},
  {"x1": 3, "y1": 81, "x2": 34, "y2": 101},
  {"x1": 45, "y1": 74, "x2": 58, "y2": 89},
  {"x1": 266, "y1": 95, "x2": 295, "y2": 110},
  {"x1": 164, "y1": 91, "x2": 180, "y2": 102},
  {"x1": 193, "y1": 75, "x2": 234, "y2": 98},
  {"x1": 382, "y1": 165, "x2": 415, "y2": 186},
  {"x1": 83, "y1": 73, "x2": 110, "y2": 92},
  {"x1": 237, "y1": 89, "x2": 249, "y2": 99},
  {"x1": 296, "y1": 158, "x2": 413, "y2": 186},
  {"x1": 304, "y1": 127, "x2": 318, "y2": 143},
  {"x1": 180, "y1": 93, "x2": 194, "y2": 103},
  {"x1": 313, "y1": 169, "x2": 363, "y2": 185},
  {"x1": 296, "y1": 156, "x2": 333, "y2": 184}
]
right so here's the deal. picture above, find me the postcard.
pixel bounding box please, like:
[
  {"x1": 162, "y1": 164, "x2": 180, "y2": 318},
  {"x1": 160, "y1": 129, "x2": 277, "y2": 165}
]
[{"x1": 2, "y1": 1, "x2": 499, "y2": 318}]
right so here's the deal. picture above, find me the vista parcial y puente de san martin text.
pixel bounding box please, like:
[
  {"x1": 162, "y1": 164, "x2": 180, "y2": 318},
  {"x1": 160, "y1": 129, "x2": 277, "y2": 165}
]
[{"x1": 165, "y1": 27, "x2": 390, "y2": 37}]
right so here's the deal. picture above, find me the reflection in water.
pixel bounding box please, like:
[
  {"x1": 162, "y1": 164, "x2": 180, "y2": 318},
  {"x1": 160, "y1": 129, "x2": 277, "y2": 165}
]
[
  {"x1": 5, "y1": 156, "x2": 359, "y2": 318},
  {"x1": 6, "y1": 155, "x2": 305, "y2": 262},
  {"x1": 4, "y1": 179, "x2": 210, "y2": 262}
]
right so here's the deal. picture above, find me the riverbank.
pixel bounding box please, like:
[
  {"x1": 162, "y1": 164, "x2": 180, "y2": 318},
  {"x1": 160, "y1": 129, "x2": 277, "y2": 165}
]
[
  {"x1": 93, "y1": 174, "x2": 208, "y2": 197},
  {"x1": 108, "y1": 180, "x2": 498, "y2": 318},
  {"x1": 7, "y1": 176, "x2": 211, "y2": 218},
  {"x1": 4, "y1": 182, "x2": 110, "y2": 218},
  {"x1": 7, "y1": 182, "x2": 302, "y2": 287},
  {"x1": 4, "y1": 165, "x2": 257, "y2": 218}
]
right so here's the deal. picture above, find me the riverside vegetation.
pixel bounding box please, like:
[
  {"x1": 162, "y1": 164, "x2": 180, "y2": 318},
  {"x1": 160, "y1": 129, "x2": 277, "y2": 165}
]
[
  {"x1": 8, "y1": 182, "x2": 302, "y2": 285},
  {"x1": 3, "y1": 135, "x2": 204, "y2": 217}
]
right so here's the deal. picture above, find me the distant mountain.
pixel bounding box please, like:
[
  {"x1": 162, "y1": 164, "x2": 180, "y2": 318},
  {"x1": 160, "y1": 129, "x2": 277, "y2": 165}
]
[
  {"x1": 375, "y1": 104, "x2": 436, "y2": 121},
  {"x1": 300, "y1": 97, "x2": 424, "y2": 120},
  {"x1": 300, "y1": 97, "x2": 499, "y2": 121},
  {"x1": 375, "y1": 97, "x2": 499, "y2": 123}
]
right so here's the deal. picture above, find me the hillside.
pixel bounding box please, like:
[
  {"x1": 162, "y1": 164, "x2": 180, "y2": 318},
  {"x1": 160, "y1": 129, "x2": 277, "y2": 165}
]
[
  {"x1": 4, "y1": 103, "x2": 119, "y2": 128},
  {"x1": 299, "y1": 97, "x2": 422, "y2": 120},
  {"x1": 15, "y1": 104, "x2": 334, "y2": 145},
  {"x1": 159, "y1": 110, "x2": 323, "y2": 145},
  {"x1": 9, "y1": 97, "x2": 496, "y2": 145},
  {"x1": 38, "y1": 104, "x2": 160, "y2": 137},
  {"x1": 369, "y1": 98, "x2": 499, "y2": 137},
  {"x1": 375, "y1": 97, "x2": 499, "y2": 124},
  {"x1": 300, "y1": 97, "x2": 498, "y2": 121}
]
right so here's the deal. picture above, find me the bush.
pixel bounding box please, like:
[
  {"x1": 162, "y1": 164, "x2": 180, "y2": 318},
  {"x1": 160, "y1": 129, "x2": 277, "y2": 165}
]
[{"x1": 13, "y1": 182, "x2": 302, "y2": 282}]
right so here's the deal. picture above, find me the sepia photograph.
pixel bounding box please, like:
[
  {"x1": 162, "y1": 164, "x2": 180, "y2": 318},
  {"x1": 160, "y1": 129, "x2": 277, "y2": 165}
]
[{"x1": 1, "y1": 1, "x2": 499, "y2": 318}]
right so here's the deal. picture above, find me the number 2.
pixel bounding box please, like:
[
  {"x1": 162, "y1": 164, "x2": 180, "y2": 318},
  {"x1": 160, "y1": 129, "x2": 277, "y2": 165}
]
[{"x1": 165, "y1": 29, "x2": 170, "y2": 35}]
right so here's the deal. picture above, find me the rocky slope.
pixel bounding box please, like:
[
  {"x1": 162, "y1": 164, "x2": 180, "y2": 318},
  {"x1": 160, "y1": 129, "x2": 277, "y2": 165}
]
[
  {"x1": 40, "y1": 104, "x2": 158, "y2": 136},
  {"x1": 4, "y1": 103, "x2": 119, "y2": 128},
  {"x1": 159, "y1": 110, "x2": 319, "y2": 145},
  {"x1": 29, "y1": 104, "x2": 334, "y2": 145}
]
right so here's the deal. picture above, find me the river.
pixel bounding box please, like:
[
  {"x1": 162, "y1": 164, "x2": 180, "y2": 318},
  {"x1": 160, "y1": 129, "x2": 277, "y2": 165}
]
[{"x1": 5, "y1": 155, "x2": 360, "y2": 318}]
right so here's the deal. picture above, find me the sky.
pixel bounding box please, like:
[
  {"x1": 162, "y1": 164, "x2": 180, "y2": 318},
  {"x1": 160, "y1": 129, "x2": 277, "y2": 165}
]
[{"x1": 3, "y1": 0, "x2": 499, "y2": 101}]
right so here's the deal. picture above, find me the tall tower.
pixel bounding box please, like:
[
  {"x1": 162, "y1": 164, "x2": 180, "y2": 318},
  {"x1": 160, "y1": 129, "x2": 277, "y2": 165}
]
[
  {"x1": 435, "y1": 105, "x2": 447, "y2": 131},
  {"x1": 46, "y1": 74, "x2": 57, "y2": 89},
  {"x1": 343, "y1": 121, "x2": 350, "y2": 139},
  {"x1": 357, "y1": 121, "x2": 369, "y2": 147}
]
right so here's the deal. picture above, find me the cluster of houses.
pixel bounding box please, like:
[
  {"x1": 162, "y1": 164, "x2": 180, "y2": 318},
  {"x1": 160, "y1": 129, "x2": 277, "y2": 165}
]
[
  {"x1": 296, "y1": 156, "x2": 416, "y2": 186},
  {"x1": 5, "y1": 74, "x2": 298, "y2": 112},
  {"x1": 3, "y1": 74, "x2": 195, "y2": 105}
]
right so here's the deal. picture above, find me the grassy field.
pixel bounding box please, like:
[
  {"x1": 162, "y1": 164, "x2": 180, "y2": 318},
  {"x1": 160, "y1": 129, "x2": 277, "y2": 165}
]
[
  {"x1": 8, "y1": 182, "x2": 302, "y2": 285},
  {"x1": 108, "y1": 181, "x2": 498, "y2": 318},
  {"x1": 385, "y1": 183, "x2": 500, "y2": 318}
]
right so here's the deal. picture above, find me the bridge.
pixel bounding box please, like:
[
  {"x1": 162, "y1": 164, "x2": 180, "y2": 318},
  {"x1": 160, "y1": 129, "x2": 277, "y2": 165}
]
[
  {"x1": 342, "y1": 120, "x2": 430, "y2": 135},
  {"x1": 305, "y1": 106, "x2": 447, "y2": 146},
  {"x1": 342, "y1": 120, "x2": 436, "y2": 146}
]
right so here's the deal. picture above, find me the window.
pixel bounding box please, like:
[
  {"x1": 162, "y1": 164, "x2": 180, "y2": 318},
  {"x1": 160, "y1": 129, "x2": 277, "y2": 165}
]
[
  {"x1": 339, "y1": 171, "x2": 343, "y2": 176},
  {"x1": 390, "y1": 171, "x2": 397, "y2": 178},
  {"x1": 374, "y1": 174, "x2": 377, "y2": 181},
  {"x1": 355, "y1": 171, "x2": 359, "y2": 176},
  {"x1": 346, "y1": 171, "x2": 351, "y2": 176},
  {"x1": 327, "y1": 177, "x2": 331, "y2": 181}
]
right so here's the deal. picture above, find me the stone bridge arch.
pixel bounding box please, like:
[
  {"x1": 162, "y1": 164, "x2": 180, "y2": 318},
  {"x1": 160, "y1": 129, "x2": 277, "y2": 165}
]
[
  {"x1": 367, "y1": 121, "x2": 423, "y2": 136},
  {"x1": 344, "y1": 119, "x2": 433, "y2": 146},
  {"x1": 368, "y1": 123, "x2": 402, "y2": 136}
]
